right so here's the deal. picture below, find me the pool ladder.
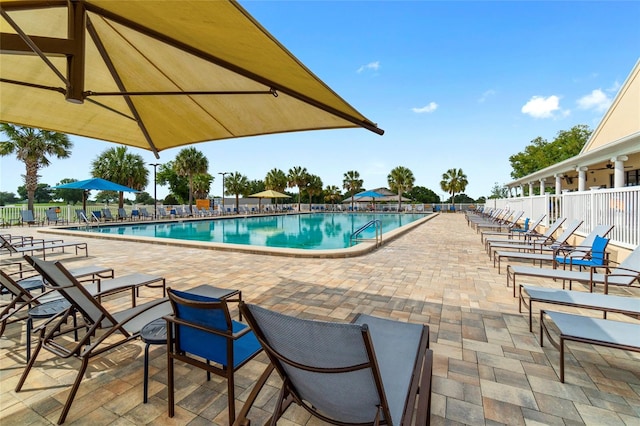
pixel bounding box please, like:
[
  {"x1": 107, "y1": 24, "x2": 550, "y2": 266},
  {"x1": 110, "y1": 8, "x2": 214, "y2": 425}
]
[{"x1": 349, "y1": 219, "x2": 382, "y2": 247}]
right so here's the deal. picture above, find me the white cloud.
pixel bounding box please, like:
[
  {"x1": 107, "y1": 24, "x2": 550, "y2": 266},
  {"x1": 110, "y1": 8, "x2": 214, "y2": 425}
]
[
  {"x1": 357, "y1": 61, "x2": 380, "y2": 73},
  {"x1": 412, "y1": 102, "x2": 438, "y2": 114},
  {"x1": 521, "y1": 95, "x2": 562, "y2": 119},
  {"x1": 478, "y1": 89, "x2": 496, "y2": 103},
  {"x1": 577, "y1": 89, "x2": 612, "y2": 112}
]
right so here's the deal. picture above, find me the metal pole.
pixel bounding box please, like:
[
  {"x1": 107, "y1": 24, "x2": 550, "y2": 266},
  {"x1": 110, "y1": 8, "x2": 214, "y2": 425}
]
[
  {"x1": 149, "y1": 163, "x2": 160, "y2": 218},
  {"x1": 218, "y1": 172, "x2": 229, "y2": 214}
]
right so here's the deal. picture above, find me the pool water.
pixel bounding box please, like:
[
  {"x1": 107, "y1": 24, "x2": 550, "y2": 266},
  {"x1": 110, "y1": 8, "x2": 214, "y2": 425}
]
[{"x1": 82, "y1": 213, "x2": 427, "y2": 250}]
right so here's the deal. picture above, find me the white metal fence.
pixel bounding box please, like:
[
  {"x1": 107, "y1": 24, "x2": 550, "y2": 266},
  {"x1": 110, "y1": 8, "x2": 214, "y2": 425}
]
[{"x1": 485, "y1": 186, "x2": 640, "y2": 249}]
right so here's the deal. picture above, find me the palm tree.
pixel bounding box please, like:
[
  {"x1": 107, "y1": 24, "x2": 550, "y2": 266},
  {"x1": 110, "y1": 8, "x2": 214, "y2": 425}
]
[
  {"x1": 192, "y1": 173, "x2": 213, "y2": 200},
  {"x1": 387, "y1": 166, "x2": 415, "y2": 211},
  {"x1": 324, "y1": 185, "x2": 342, "y2": 208},
  {"x1": 173, "y1": 147, "x2": 209, "y2": 212},
  {"x1": 91, "y1": 146, "x2": 149, "y2": 209},
  {"x1": 342, "y1": 170, "x2": 363, "y2": 211},
  {"x1": 440, "y1": 168, "x2": 469, "y2": 204},
  {"x1": 305, "y1": 174, "x2": 323, "y2": 207},
  {"x1": 264, "y1": 168, "x2": 288, "y2": 192},
  {"x1": 287, "y1": 166, "x2": 308, "y2": 210},
  {"x1": 0, "y1": 124, "x2": 72, "y2": 211},
  {"x1": 224, "y1": 171, "x2": 248, "y2": 212}
]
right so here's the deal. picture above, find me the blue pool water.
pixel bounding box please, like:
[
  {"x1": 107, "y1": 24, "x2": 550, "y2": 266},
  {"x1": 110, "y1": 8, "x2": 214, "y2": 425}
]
[{"x1": 79, "y1": 213, "x2": 428, "y2": 250}]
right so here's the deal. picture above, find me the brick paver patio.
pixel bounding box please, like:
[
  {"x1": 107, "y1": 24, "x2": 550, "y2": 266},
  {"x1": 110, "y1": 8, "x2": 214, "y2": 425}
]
[{"x1": 1, "y1": 213, "x2": 638, "y2": 425}]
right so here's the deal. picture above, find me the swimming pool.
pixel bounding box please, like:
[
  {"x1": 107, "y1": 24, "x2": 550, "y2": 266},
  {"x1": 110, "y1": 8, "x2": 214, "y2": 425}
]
[{"x1": 76, "y1": 213, "x2": 428, "y2": 250}]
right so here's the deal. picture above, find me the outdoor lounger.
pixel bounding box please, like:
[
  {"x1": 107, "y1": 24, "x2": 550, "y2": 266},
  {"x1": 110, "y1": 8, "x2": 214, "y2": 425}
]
[
  {"x1": 493, "y1": 224, "x2": 612, "y2": 274},
  {"x1": 485, "y1": 217, "x2": 567, "y2": 257},
  {"x1": 519, "y1": 285, "x2": 640, "y2": 332},
  {"x1": 488, "y1": 218, "x2": 581, "y2": 260},
  {"x1": 539, "y1": 310, "x2": 640, "y2": 383},
  {"x1": 474, "y1": 210, "x2": 524, "y2": 235},
  {"x1": 481, "y1": 213, "x2": 546, "y2": 244},
  {"x1": 0, "y1": 234, "x2": 88, "y2": 260},
  {"x1": 234, "y1": 302, "x2": 433, "y2": 425},
  {"x1": 19, "y1": 255, "x2": 172, "y2": 425},
  {"x1": 507, "y1": 243, "x2": 640, "y2": 296}
]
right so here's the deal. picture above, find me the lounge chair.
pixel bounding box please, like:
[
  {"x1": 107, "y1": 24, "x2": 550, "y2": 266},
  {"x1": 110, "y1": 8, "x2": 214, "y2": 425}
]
[
  {"x1": 20, "y1": 210, "x2": 43, "y2": 227},
  {"x1": 117, "y1": 207, "x2": 128, "y2": 221},
  {"x1": 18, "y1": 255, "x2": 172, "y2": 425},
  {"x1": 519, "y1": 285, "x2": 640, "y2": 332},
  {"x1": 475, "y1": 210, "x2": 524, "y2": 235},
  {"x1": 102, "y1": 208, "x2": 115, "y2": 221},
  {"x1": 0, "y1": 264, "x2": 114, "y2": 360},
  {"x1": 234, "y1": 303, "x2": 433, "y2": 425},
  {"x1": 45, "y1": 209, "x2": 69, "y2": 225},
  {"x1": 493, "y1": 223, "x2": 611, "y2": 274},
  {"x1": 488, "y1": 218, "x2": 578, "y2": 260},
  {"x1": 540, "y1": 310, "x2": 640, "y2": 383},
  {"x1": 481, "y1": 213, "x2": 546, "y2": 244},
  {"x1": 507, "y1": 243, "x2": 640, "y2": 295},
  {"x1": 139, "y1": 207, "x2": 152, "y2": 219},
  {"x1": 157, "y1": 207, "x2": 170, "y2": 219},
  {"x1": 164, "y1": 288, "x2": 262, "y2": 425},
  {"x1": 485, "y1": 216, "x2": 566, "y2": 255},
  {"x1": 0, "y1": 234, "x2": 88, "y2": 260}
]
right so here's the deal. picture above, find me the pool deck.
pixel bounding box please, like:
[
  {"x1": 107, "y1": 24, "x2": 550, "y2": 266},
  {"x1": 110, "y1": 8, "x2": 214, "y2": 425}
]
[{"x1": 1, "y1": 213, "x2": 639, "y2": 425}]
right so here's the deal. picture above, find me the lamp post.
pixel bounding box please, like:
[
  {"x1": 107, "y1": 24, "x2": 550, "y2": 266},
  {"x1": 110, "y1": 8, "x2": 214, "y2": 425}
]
[
  {"x1": 218, "y1": 172, "x2": 229, "y2": 214},
  {"x1": 149, "y1": 163, "x2": 160, "y2": 218}
]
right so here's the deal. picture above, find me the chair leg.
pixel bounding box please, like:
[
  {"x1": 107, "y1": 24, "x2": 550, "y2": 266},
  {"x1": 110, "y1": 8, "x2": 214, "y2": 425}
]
[
  {"x1": 26, "y1": 317, "x2": 33, "y2": 362},
  {"x1": 168, "y1": 355, "x2": 175, "y2": 417},
  {"x1": 228, "y1": 370, "x2": 235, "y2": 425},
  {"x1": 143, "y1": 342, "x2": 151, "y2": 403},
  {"x1": 57, "y1": 357, "x2": 90, "y2": 424},
  {"x1": 15, "y1": 327, "x2": 44, "y2": 392}
]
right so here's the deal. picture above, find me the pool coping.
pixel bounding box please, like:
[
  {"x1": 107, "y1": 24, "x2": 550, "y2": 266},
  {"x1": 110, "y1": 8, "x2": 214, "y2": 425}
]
[{"x1": 38, "y1": 212, "x2": 438, "y2": 258}]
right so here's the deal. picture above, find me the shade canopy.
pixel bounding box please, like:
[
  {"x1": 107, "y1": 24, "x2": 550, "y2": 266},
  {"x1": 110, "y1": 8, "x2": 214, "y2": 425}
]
[
  {"x1": 0, "y1": 0, "x2": 384, "y2": 158},
  {"x1": 354, "y1": 190, "x2": 385, "y2": 199},
  {"x1": 249, "y1": 190, "x2": 291, "y2": 198},
  {"x1": 52, "y1": 177, "x2": 139, "y2": 192}
]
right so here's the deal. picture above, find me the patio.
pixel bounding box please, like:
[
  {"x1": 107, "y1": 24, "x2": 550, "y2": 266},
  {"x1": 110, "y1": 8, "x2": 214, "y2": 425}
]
[{"x1": 1, "y1": 213, "x2": 639, "y2": 425}]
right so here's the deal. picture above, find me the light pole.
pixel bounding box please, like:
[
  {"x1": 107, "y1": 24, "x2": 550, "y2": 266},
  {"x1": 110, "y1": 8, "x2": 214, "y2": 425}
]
[
  {"x1": 218, "y1": 172, "x2": 229, "y2": 214},
  {"x1": 149, "y1": 163, "x2": 160, "y2": 218}
]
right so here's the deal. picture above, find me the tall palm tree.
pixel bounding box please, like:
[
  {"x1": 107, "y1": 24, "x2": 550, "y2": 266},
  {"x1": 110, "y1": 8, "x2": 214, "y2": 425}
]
[
  {"x1": 224, "y1": 171, "x2": 248, "y2": 212},
  {"x1": 387, "y1": 166, "x2": 415, "y2": 211},
  {"x1": 192, "y1": 173, "x2": 213, "y2": 200},
  {"x1": 440, "y1": 168, "x2": 469, "y2": 204},
  {"x1": 0, "y1": 124, "x2": 72, "y2": 211},
  {"x1": 343, "y1": 170, "x2": 363, "y2": 211},
  {"x1": 324, "y1": 185, "x2": 342, "y2": 207},
  {"x1": 173, "y1": 147, "x2": 209, "y2": 212},
  {"x1": 287, "y1": 166, "x2": 308, "y2": 210},
  {"x1": 264, "y1": 168, "x2": 288, "y2": 192},
  {"x1": 305, "y1": 174, "x2": 323, "y2": 207},
  {"x1": 91, "y1": 146, "x2": 149, "y2": 209}
]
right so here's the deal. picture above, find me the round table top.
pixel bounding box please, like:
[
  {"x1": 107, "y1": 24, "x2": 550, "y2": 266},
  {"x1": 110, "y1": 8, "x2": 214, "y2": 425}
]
[
  {"x1": 29, "y1": 299, "x2": 70, "y2": 318},
  {"x1": 140, "y1": 318, "x2": 167, "y2": 345}
]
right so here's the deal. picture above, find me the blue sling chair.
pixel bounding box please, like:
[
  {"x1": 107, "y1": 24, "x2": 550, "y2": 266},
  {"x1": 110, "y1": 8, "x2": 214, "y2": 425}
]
[{"x1": 164, "y1": 288, "x2": 262, "y2": 425}]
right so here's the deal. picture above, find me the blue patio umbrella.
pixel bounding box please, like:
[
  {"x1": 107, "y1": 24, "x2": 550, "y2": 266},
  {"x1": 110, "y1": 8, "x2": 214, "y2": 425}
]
[
  {"x1": 353, "y1": 190, "x2": 385, "y2": 211},
  {"x1": 52, "y1": 178, "x2": 139, "y2": 211}
]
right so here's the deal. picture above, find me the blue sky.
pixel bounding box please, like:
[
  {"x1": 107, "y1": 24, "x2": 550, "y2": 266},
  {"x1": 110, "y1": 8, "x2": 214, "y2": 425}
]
[{"x1": 1, "y1": 1, "x2": 639, "y2": 201}]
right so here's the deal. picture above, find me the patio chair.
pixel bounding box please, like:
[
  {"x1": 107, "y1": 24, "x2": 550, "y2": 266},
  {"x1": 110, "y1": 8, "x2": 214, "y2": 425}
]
[
  {"x1": 487, "y1": 217, "x2": 572, "y2": 259},
  {"x1": 234, "y1": 303, "x2": 433, "y2": 426},
  {"x1": 102, "y1": 208, "x2": 115, "y2": 221},
  {"x1": 117, "y1": 207, "x2": 129, "y2": 221},
  {"x1": 139, "y1": 207, "x2": 152, "y2": 219},
  {"x1": 46, "y1": 209, "x2": 69, "y2": 225},
  {"x1": 492, "y1": 223, "x2": 611, "y2": 274},
  {"x1": 20, "y1": 210, "x2": 43, "y2": 227},
  {"x1": 0, "y1": 234, "x2": 88, "y2": 260},
  {"x1": 18, "y1": 255, "x2": 172, "y2": 425},
  {"x1": 508, "y1": 243, "x2": 640, "y2": 295},
  {"x1": 475, "y1": 210, "x2": 524, "y2": 235},
  {"x1": 483, "y1": 213, "x2": 546, "y2": 247},
  {"x1": 164, "y1": 288, "x2": 263, "y2": 425}
]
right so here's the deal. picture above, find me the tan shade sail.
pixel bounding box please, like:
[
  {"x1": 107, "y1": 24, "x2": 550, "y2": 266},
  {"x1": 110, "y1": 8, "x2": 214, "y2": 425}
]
[
  {"x1": 249, "y1": 190, "x2": 291, "y2": 198},
  {"x1": 0, "y1": 0, "x2": 383, "y2": 158}
]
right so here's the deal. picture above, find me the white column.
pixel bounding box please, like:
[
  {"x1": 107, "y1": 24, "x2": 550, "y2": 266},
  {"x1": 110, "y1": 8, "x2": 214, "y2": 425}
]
[
  {"x1": 528, "y1": 182, "x2": 534, "y2": 196},
  {"x1": 577, "y1": 166, "x2": 588, "y2": 192},
  {"x1": 554, "y1": 174, "x2": 563, "y2": 195},
  {"x1": 539, "y1": 178, "x2": 546, "y2": 195},
  {"x1": 611, "y1": 155, "x2": 629, "y2": 188},
  {"x1": 518, "y1": 185, "x2": 524, "y2": 197}
]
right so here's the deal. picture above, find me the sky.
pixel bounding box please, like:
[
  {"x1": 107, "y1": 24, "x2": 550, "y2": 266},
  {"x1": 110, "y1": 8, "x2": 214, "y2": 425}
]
[{"x1": 1, "y1": 1, "x2": 639, "y2": 202}]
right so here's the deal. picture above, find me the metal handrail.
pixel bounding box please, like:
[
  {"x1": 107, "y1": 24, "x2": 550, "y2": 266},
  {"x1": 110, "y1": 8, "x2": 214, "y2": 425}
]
[{"x1": 350, "y1": 219, "x2": 382, "y2": 247}]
